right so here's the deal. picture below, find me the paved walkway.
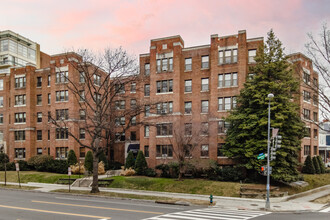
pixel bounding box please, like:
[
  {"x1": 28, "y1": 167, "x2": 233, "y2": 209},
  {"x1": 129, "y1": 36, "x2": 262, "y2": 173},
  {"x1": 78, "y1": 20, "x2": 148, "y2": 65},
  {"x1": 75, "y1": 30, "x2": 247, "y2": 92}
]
[{"x1": 1, "y1": 179, "x2": 329, "y2": 212}]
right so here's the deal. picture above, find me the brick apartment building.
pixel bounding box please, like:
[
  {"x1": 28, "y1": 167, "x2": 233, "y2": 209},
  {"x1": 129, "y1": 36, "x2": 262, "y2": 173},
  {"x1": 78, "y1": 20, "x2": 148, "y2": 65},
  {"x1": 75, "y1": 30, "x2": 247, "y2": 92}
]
[{"x1": 0, "y1": 30, "x2": 319, "y2": 166}]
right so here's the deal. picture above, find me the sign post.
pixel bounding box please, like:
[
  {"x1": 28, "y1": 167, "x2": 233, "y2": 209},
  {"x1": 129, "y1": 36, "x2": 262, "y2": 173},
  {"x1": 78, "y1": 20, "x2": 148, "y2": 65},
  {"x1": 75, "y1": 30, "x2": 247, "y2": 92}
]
[
  {"x1": 15, "y1": 162, "x2": 21, "y2": 188},
  {"x1": 68, "y1": 167, "x2": 72, "y2": 192}
]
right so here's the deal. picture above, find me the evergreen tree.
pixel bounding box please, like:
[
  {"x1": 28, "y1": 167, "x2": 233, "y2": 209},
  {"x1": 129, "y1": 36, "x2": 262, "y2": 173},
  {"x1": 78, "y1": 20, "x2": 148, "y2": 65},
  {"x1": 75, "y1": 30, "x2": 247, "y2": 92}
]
[
  {"x1": 98, "y1": 151, "x2": 109, "y2": 170},
  {"x1": 224, "y1": 30, "x2": 305, "y2": 182},
  {"x1": 317, "y1": 156, "x2": 326, "y2": 174},
  {"x1": 135, "y1": 151, "x2": 148, "y2": 175},
  {"x1": 125, "y1": 151, "x2": 135, "y2": 169},
  {"x1": 313, "y1": 156, "x2": 321, "y2": 174},
  {"x1": 0, "y1": 153, "x2": 9, "y2": 163},
  {"x1": 302, "y1": 155, "x2": 315, "y2": 174},
  {"x1": 84, "y1": 151, "x2": 93, "y2": 173},
  {"x1": 67, "y1": 150, "x2": 78, "y2": 166}
]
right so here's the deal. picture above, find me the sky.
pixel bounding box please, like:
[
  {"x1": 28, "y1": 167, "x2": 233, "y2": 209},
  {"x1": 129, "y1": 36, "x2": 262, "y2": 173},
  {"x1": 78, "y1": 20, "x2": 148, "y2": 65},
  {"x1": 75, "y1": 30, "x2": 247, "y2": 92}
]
[{"x1": 1, "y1": 0, "x2": 329, "y2": 57}]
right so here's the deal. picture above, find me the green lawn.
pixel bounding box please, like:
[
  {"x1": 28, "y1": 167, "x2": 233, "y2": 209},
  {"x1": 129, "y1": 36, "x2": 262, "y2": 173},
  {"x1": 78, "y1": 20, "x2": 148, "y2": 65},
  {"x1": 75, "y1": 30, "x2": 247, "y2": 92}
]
[{"x1": 0, "y1": 171, "x2": 80, "y2": 184}]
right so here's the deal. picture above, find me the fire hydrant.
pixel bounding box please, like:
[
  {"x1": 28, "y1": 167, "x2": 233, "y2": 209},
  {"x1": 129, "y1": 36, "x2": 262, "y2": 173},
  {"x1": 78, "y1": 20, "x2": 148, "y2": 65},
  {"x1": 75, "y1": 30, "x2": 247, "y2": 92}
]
[{"x1": 209, "y1": 194, "x2": 213, "y2": 205}]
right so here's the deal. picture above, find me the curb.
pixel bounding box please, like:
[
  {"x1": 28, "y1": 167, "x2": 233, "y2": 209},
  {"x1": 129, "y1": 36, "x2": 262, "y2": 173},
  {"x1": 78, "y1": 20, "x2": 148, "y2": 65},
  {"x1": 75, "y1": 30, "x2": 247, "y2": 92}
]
[{"x1": 284, "y1": 184, "x2": 330, "y2": 201}]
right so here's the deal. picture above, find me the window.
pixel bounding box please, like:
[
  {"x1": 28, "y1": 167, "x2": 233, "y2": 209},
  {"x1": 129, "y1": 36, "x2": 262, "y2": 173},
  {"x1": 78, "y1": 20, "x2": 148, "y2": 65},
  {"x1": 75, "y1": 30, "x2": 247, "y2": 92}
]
[
  {"x1": 0, "y1": 114, "x2": 2, "y2": 124},
  {"x1": 0, "y1": 131, "x2": 3, "y2": 141},
  {"x1": 144, "y1": 146, "x2": 149, "y2": 157},
  {"x1": 115, "y1": 84, "x2": 125, "y2": 94},
  {"x1": 201, "y1": 122, "x2": 208, "y2": 135},
  {"x1": 37, "y1": 77, "x2": 42, "y2": 87},
  {"x1": 314, "y1": 129, "x2": 318, "y2": 139},
  {"x1": 303, "y1": 71, "x2": 311, "y2": 85},
  {"x1": 115, "y1": 100, "x2": 125, "y2": 110},
  {"x1": 79, "y1": 109, "x2": 86, "y2": 120},
  {"x1": 15, "y1": 95, "x2": 26, "y2": 106},
  {"x1": 156, "y1": 80, "x2": 173, "y2": 93},
  {"x1": 80, "y1": 72, "x2": 85, "y2": 83},
  {"x1": 185, "y1": 58, "x2": 192, "y2": 71},
  {"x1": 0, "y1": 79, "x2": 3, "y2": 90},
  {"x1": 15, "y1": 77, "x2": 26, "y2": 88},
  {"x1": 0, "y1": 96, "x2": 3, "y2": 107},
  {"x1": 313, "y1": 112, "x2": 318, "y2": 121},
  {"x1": 80, "y1": 147, "x2": 85, "y2": 158},
  {"x1": 304, "y1": 145, "x2": 311, "y2": 156},
  {"x1": 156, "y1": 123, "x2": 173, "y2": 136},
  {"x1": 94, "y1": 75, "x2": 101, "y2": 86},
  {"x1": 218, "y1": 73, "x2": 238, "y2": 87},
  {"x1": 130, "y1": 99, "x2": 137, "y2": 109},
  {"x1": 201, "y1": 55, "x2": 209, "y2": 68},
  {"x1": 303, "y1": 91, "x2": 311, "y2": 102},
  {"x1": 56, "y1": 128, "x2": 69, "y2": 139},
  {"x1": 305, "y1": 127, "x2": 311, "y2": 138},
  {"x1": 55, "y1": 71, "x2": 68, "y2": 83},
  {"x1": 145, "y1": 105, "x2": 150, "y2": 117},
  {"x1": 15, "y1": 131, "x2": 25, "y2": 140},
  {"x1": 130, "y1": 82, "x2": 136, "y2": 93},
  {"x1": 185, "y1": 80, "x2": 192, "y2": 92},
  {"x1": 37, "y1": 94, "x2": 42, "y2": 105},
  {"x1": 131, "y1": 116, "x2": 136, "y2": 126},
  {"x1": 130, "y1": 131, "x2": 136, "y2": 141},
  {"x1": 156, "y1": 145, "x2": 173, "y2": 157},
  {"x1": 313, "y1": 77, "x2": 318, "y2": 87},
  {"x1": 48, "y1": 75, "x2": 51, "y2": 86},
  {"x1": 145, "y1": 63, "x2": 150, "y2": 75},
  {"x1": 56, "y1": 109, "x2": 69, "y2": 120},
  {"x1": 144, "y1": 84, "x2": 150, "y2": 96},
  {"x1": 79, "y1": 128, "x2": 85, "y2": 139},
  {"x1": 156, "y1": 101, "x2": 173, "y2": 115},
  {"x1": 314, "y1": 146, "x2": 318, "y2": 155},
  {"x1": 15, "y1": 148, "x2": 25, "y2": 159},
  {"x1": 15, "y1": 113, "x2": 26, "y2": 123},
  {"x1": 185, "y1": 102, "x2": 192, "y2": 114},
  {"x1": 144, "y1": 125, "x2": 150, "y2": 137},
  {"x1": 303, "y1": 109, "x2": 311, "y2": 120},
  {"x1": 219, "y1": 49, "x2": 238, "y2": 64},
  {"x1": 48, "y1": 93, "x2": 51, "y2": 104},
  {"x1": 218, "y1": 121, "x2": 230, "y2": 133},
  {"x1": 56, "y1": 90, "x2": 69, "y2": 102},
  {"x1": 37, "y1": 130, "x2": 42, "y2": 140},
  {"x1": 56, "y1": 147, "x2": 68, "y2": 159},
  {"x1": 94, "y1": 92, "x2": 101, "y2": 104},
  {"x1": 37, "y1": 148, "x2": 42, "y2": 155},
  {"x1": 218, "y1": 97, "x2": 236, "y2": 111},
  {"x1": 313, "y1": 95, "x2": 318, "y2": 105},
  {"x1": 201, "y1": 78, "x2": 209, "y2": 91},
  {"x1": 115, "y1": 117, "x2": 125, "y2": 126},
  {"x1": 185, "y1": 123, "x2": 192, "y2": 135},
  {"x1": 248, "y1": 49, "x2": 257, "y2": 63},
  {"x1": 201, "y1": 144, "x2": 209, "y2": 157},
  {"x1": 201, "y1": 100, "x2": 209, "y2": 113},
  {"x1": 48, "y1": 130, "x2": 50, "y2": 140},
  {"x1": 37, "y1": 112, "x2": 42, "y2": 123},
  {"x1": 217, "y1": 143, "x2": 225, "y2": 157},
  {"x1": 156, "y1": 58, "x2": 173, "y2": 73},
  {"x1": 115, "y1": 132, "x2": 125, "y2": 142}
]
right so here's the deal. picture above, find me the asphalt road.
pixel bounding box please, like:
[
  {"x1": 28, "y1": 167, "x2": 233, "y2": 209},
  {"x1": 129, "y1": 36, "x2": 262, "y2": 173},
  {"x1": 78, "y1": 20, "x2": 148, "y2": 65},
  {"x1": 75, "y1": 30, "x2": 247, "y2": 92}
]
[{"x1": 0, "y1": 189, "x2": 199, "y2": 220}]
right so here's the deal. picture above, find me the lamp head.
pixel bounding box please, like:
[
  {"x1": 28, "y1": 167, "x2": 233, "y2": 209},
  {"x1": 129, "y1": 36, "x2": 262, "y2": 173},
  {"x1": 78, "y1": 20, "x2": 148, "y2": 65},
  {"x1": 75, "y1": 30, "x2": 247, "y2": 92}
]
[{"x1": 268, "y1": 93, "x2": 274, "y2": 98}]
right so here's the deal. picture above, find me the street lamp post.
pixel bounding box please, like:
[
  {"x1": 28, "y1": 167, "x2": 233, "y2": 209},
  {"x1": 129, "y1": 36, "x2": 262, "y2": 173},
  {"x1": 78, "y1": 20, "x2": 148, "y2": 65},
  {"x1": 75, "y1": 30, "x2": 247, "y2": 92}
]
[{"x1": 266, "y1": 93, "x2": 274, "y2": 210}]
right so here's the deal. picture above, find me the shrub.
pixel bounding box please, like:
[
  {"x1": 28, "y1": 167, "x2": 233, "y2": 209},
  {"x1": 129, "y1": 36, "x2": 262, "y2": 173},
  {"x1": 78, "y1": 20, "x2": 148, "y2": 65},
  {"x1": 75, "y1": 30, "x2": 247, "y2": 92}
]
[
  {"x1": 125, "y1": 151, "x2": 135, "y2": 169},
  {"x1": 220, "y1": 166, "x2": 245, "y2": 181},
  {"x1": 0, "y1": 153, "x2": 9, "y2": 163},
  {"x1": 84, "y1": 151, "x2": 94, "y2": 173},
  {"x1": 155, "y1": 164, "x2": 170, "y2": 178},
  {"x1": 67, "y1": 150, "x2": 77, "y2": 166},
  {"x1": 120, "y1": 168, "x2": 136, "y2": 176},
  {"x1": 317, "y1": 156, "x2": 326, "y2": 174},
  {"x1": 28, "y1": 155, "x2": 54, "y2": 171},
  {"x1": 168, "y1": 162, "x2": 179, "y2": 178},
  {"x1": 109, "y1": 161, "x2": 123, "y2": 170},
  {"x1": 145, "y1": 168, "x2": 157, "y2": 177},
  {"x1": 98, "y1": 161, "x2": 105, "y2": 174},
  {"x1": 98, "y1": 151, "x2": 109, "y2": 170},
  {"x1": 301, "y1": 155, "x2": 315, "y2": 174},
  {"x1": 70, "y1": 163, "x2": 85, "y2": 174},
  {"x1": 49, "y1": 160, "x2": 68, "y2": 174},
  {"x1": 17, "y1": 160, "x2": 31, "y2": 171},
  {"x1": 135, "y1": 151, "x2": 148, "y2": 175},
  {"x1": 313, "y1": 156, "x2": 321, "y2": 174}
]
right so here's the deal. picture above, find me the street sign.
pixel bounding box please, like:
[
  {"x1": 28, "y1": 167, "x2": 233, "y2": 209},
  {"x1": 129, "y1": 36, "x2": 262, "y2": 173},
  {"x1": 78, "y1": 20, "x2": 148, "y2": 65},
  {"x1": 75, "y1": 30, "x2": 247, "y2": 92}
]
[
  {"x1": 15, "y1": 163, "x2": 19, "y2": 171},
  {"x1": 68, "y1": 167, "x2": 72, "y2": 176},
  {"x1": 257, "y1": 155, "x2": 265, "y2": 160},
  {"x1": 272, "y1": 128, "x2": 279, "y2": 138},
  {"x1": 259, "y1": 153, "x2": 264, "y2": 156}
]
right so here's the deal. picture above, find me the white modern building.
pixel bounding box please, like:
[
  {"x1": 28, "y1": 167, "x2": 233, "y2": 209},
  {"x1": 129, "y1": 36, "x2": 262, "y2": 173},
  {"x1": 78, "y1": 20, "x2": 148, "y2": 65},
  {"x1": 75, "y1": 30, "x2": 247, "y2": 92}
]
[{"x1": 319, "y1": 120, "x2": 330, "y2": 166}]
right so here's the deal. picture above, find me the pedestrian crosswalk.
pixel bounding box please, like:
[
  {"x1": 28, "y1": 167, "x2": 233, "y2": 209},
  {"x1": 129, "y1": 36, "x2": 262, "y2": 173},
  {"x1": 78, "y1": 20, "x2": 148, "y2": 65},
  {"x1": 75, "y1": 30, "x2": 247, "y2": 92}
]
[{"x1": 145, "y1": 207, "x2": 271, "y2": 220}]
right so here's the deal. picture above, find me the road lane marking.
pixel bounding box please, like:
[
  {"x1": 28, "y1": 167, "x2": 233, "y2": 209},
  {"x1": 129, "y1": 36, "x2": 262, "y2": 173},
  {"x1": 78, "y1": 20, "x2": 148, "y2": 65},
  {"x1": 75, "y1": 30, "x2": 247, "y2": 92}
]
[
  {"x1": 54, "y1": 196, "x2": 185, "y2": 210},
  {"x1": 0, "y1": 204, "x2": 111, "y2": 219},
  {"x1": 32, "y1": 200, "x2": 164, "y2": 215}
]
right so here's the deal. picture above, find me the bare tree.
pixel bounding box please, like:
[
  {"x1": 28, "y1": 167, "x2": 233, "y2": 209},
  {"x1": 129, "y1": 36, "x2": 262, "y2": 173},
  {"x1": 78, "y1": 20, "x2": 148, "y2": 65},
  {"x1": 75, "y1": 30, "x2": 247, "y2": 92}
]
[
  {"x1": 305, "y1": 23, "x2": 330, "y2": 126},
  {"x1": 49, "y1": 48, "x2": 148, "y2": 193}
]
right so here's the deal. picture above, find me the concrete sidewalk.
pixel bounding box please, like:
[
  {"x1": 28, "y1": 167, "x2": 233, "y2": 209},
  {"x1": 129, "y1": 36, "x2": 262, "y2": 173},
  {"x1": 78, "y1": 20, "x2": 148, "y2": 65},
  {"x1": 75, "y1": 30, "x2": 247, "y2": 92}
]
[{"x1": 1, "y1": 180, "x2": 329, "y2": 212}]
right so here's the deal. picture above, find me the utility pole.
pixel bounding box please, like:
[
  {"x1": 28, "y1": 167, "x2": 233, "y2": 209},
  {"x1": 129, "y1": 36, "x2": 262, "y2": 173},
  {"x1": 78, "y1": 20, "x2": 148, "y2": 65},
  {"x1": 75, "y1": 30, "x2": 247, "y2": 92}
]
[{"x1": 266, "y1": 93, "x2": 274, "y2": 210}]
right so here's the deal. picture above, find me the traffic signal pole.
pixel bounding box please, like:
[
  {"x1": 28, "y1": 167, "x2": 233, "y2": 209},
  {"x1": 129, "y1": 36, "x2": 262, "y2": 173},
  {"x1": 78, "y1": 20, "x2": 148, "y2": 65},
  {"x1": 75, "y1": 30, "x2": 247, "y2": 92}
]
[{"x1": 266, "y1": 93, "x2": 274, "y2": 210}]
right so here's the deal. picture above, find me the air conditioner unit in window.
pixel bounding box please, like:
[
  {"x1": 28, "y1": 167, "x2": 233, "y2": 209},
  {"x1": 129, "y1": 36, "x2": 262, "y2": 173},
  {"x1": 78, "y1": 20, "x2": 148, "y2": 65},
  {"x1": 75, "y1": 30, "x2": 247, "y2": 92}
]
[{"x1": 161, "y1": 110, "x2": 167, "y2": 114}]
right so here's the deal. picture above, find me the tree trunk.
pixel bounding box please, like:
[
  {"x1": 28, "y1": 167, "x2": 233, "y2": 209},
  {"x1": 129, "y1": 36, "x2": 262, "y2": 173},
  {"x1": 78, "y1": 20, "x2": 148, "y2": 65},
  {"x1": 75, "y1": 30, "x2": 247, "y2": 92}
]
[
  {"x1": 90, "y1": 151, "x2": 99, "y2": 193},
  {"x1": 178, "y1": 161, "x2": 183, "y2": 181}
]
